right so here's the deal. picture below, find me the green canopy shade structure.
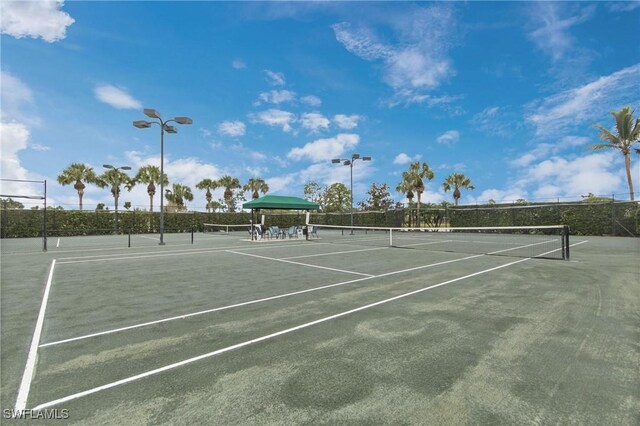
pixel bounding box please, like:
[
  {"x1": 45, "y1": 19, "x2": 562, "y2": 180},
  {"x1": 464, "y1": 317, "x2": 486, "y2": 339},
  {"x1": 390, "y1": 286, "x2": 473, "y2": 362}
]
[
  {"x1": 243, "y1": 195, "x2": 320, "y2": 241},
  {"x1": 242, "y1": 195, "x2": 320, "y2": 210}
]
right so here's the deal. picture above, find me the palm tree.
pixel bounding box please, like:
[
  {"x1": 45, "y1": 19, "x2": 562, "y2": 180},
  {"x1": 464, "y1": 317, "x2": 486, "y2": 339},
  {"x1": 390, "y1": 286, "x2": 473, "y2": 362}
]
[
  {"x1": 217, "y1": 175, "x2": 241, "y2": 211},
  {"x1": 196, "y1": 179, "x2": 220, "y2": 212},
  {"x1": 396, "y1": 174, "x2": 415, "y2": 226},
  {"x1": 98, "y1": 168, "x2": 133, "y2": 210},
  {"x1": 591, "y1": 106, "x2": 640, "y2": 200},
  {"x1": 443, "y1": 173, "x2": 475, "y2": 206},
  {"x1": 57, "y1": 163, "x2": 99, "y2": 210},
  {"x1": 134, "y1": 165, "x2": 168, "y2": 212},
  {"x1": 406, "y1": 162, "x2": 435, "y2": 227},
  {"x1": 243, "y1": 177, "x2": 269, "y2": 199},
  {"x1": 165, "y1": 183, "x2": 194, "y2": 211}
]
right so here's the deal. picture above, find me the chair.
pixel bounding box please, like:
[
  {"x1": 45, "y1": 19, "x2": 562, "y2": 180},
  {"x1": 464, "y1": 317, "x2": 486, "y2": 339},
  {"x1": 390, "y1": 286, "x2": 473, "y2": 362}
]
[
  {"x1": 287, "y1": 226, "x2": 298, "y2": 239},
  {"x1": 249, "y1": 225, "x2": 263, "y2": 240},
  {"x1": 310, "y1": 226, "x2": 319, "y2": 239},
  {"x1": 269, "y1": 226, "x2": 280, "y2": 239}
]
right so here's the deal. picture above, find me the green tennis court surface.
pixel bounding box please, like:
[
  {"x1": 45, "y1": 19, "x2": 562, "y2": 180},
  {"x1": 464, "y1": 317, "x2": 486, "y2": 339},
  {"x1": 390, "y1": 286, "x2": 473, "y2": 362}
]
[{"x1": 1, "y1": 233, "x2": 638, "y2": 423}]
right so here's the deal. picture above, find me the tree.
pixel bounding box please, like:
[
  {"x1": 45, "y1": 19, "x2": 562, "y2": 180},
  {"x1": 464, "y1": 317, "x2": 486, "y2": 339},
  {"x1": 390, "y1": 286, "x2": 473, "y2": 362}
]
[
  {"x1": 134, "y1": 165, "x2": 168, "y2": 212},
  {"x1": 0, "y1": 198, "x2": 24, "y2": 209},
  {"x1": 123, "y1": 201, "x2": 132, "y2": 210},
  {"x1": 243, "y1": 177, "x2": 269, "y2": 199},
  {"x1": 358, "y1": 183, "x2": 394, "y2": 211},
  {"x1": 591, "y1": 106, "x2": 640, "y2": 200},
  {"x1": 207, "y1": 200, "x2": 223, "y2": 212},
  {"x1": 217, "y1": 175, "x2": 241, "y2": 212},
  {"x1": 97, "y1": 168, "x2": 133, "y2": 211},
  {"x1": 165, "y1": 183, "x2": 194, "y2": 211},
  {"x1": 196, "y1": 179, "x2": 220, "y2": 212},
  {"x1": 96, "y1": 203, "x2": 106, "y2": 211},
  {"x1": 57, "y1": 163, "x2": 99, "y2": 210},
  {"x1": 405, "y1": 162, "x2": 435, "y2": 226},
  {"x1": 395, "y1": 175, "x2": 415, "y2": 226},
  {"x1": 442, "y1": 173, "x2": 475, "y2": 206},
  {"x1": 304, "y1": 181, "x2": 324, "y2": 204},
  {"x1": 323, "y1": 183, "x2": 351, "y2": 213}
]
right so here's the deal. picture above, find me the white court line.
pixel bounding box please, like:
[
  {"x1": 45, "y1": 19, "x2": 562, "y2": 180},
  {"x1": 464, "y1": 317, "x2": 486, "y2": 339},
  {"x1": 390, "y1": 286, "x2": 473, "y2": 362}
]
[
  {"x1": 281, "y1": 246, "x2": 388, "y2": 260},
  {"x1": 56, "y1": 241, "x2": 317, "y2": 265},
  {"x1": 56, "y1": 238, "x2": 60, "y2": 248},
  {"x1": 40, "y1": 254, "x2": 483, "y2": 348},
  {"x1": 30, "y1": 256, "x2": 528, "y2": 411},
  {"x1": 227, "y1": 250, "x2": 375, "y2": 277},
  {"x1": 14, "y1": 259, "x2": 57, "y2": 413},
  {"x1": 137, "y1": 235, "x2": 160, "y2": 241}
]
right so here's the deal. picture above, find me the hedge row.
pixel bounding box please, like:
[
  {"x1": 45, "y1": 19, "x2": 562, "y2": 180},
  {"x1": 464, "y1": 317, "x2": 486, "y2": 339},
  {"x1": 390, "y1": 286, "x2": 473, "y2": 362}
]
[
  {"x1": 447, "y1": 202, "x2": 639, "y2": 236},
  {"x1": 1, "y1": 203, "x2": 637, "y2": 238},
  {"x1": 0, "y1": 209, "x2": 399, "y2": 238}
]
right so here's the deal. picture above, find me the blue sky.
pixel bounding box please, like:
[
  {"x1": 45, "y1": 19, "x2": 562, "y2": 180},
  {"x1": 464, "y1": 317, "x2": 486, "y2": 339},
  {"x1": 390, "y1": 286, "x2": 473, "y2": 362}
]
[{"x1": 1, "y1": 1, "x2": 639, "y2": 211}]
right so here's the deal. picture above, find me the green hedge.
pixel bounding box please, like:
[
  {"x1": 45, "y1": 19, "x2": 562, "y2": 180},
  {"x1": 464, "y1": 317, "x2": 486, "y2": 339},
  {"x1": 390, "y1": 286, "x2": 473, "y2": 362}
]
[
  {"x1": 0, "y1": 209, "x2": 397, "y2": 238},
  {"x1": 448, "y1": 202, "x2": 639, "y2": 236}
]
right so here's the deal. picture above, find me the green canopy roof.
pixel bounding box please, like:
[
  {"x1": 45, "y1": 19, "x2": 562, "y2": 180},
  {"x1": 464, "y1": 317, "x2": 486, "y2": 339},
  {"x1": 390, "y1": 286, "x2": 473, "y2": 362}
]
[{"x1": 242, "y1": 195, "x2": 320, "y2": 210}]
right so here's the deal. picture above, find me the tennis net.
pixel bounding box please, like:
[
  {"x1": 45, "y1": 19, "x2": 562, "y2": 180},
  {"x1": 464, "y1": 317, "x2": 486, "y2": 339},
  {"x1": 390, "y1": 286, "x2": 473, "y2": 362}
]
[
  {"x1": 203, "y1": 223, "x2": 251, "y2": 236},
  {"x1": 306, "y1": 224, "x2": 570, "y2": 260}
]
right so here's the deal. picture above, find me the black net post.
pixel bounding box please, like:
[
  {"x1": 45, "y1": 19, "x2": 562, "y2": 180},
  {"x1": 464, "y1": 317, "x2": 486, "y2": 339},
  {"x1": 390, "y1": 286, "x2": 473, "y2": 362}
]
[{"x1": 563, "y1": 225, "x2": 570, "y2": 261}]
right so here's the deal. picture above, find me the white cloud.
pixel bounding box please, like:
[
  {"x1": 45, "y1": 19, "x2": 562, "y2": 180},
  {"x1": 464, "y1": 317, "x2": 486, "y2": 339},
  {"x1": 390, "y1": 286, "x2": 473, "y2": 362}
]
[
  {"x1": 527, "y1": 3, "x2": 595, "y2": 62},
  {"x1": 436, "y1": 130, "x2": 459, "y2": 145},
  {"x1": 300, "y1": 95, "x2": 322, "y2": 107},
  {"x1": 393, "y1": 153, "x2": 422, "y2": 165},
  {"x1": 0, "y1": 121, "x2": 44, "y2": 200},
  {"x1": 0, "y1": 70, "x2": 39, "y2": 126},
  {"x1": 512, "y1": 136, "x2": 591, "y2": 168},
  {"x1": 469, "y1": 188, "x2": 529, "y2": 205},
  {"x1": 94, "y1": 84, "x2": 142, "y2": 110},
  {"x1": 287, "y1": 133, "x2": 359, "y2": 162},
  {"x1": 607, "y1": 2, "x2": 640, "y2": 12},
  {"x1": 251, "y1": 109, "x2": 296, "y2": 132},
  {"x1": 470, "y1": 106, "x2": 515, "y2": 137},
  {"x1": 333, "y1": 114, "x2": 361, "y2": 130},
  {"x1": 257, "y1": 90, "x2": 296, "y2": 105},
  {"x1": 0, "y1": 0, "x2": 75, "y2": 43},
  {"x1": 264, "y1": 69, "x2": 286, "y2": 86},
  {"x1": 229, "y1": 143, "x2": 267, "y2": 161},
  {"x1": 527, "y1": 64, "x2": 640, "y2": 137},
  {"x1": 332, "y1": 4, "x2": 457, "y2": 105},
  {"x1": 218, "y1": 120, "x2": 246, "y2": 137},
  {"x1": 231, "y1": 59, "x2": 246, "y2": 69},
  {"x1": 300, "y1": 112, "x2": 330, "y2": 133},
  {"x1": 30, "y1": 144, "x2": 51, "y2": 152}
]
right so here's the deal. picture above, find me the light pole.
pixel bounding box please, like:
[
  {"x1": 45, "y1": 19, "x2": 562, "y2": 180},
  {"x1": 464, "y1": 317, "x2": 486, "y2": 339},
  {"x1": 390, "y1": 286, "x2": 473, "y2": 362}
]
[
  {"x1": 133, "y1": 109, "x2": 192, "y2": 245},
  {"x1": 103, "y1": 164, "x2": 131, "y2": 234},
  {"x1": 331, "y1": 153, "x2": 371, "y2": 233}
]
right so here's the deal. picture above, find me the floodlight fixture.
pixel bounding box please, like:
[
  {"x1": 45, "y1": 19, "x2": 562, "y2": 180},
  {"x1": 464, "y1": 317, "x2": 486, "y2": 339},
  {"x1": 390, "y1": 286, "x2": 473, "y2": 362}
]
[
  {"x1": 331, "y1": 159, "x2": 341, "y2": 164},
  {"x1": 174, "y1": 116, "x2": 193, "y2": 125},
  {"x1": 343, "y1": 160, "x2": 351, "y2": 166},
  {"x1": 144, "y1": 108, "x2": 161, "y2": 119},
  {"x1": 103, "y1": 164, "x2": 114, "y2": 169},
  {"x1": 363, "y1": 156, "x2": 372, "y2": 161},
  {"x1": 134, "y1": 107, "x2": 192, "y2": 245},
  {"x1": 133, "y1": 120, "x2": 152, "y2": 128},
  {"x1": 352, "y1": 153, "x2": 360, "y2": 159}
]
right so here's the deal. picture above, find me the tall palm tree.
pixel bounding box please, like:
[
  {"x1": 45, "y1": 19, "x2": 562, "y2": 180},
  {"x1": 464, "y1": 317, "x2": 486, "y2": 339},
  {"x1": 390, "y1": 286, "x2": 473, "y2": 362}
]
[
  {"x1": 591, "y1": 106, "x2": 640, "y2": 200},
  {"x1": 406, "y1": 162, "x2": 435, "y2": 227},
  {"x1": 243, "y1": 177, "x2": 269, "y2": 199},
  {"x1": 165, "y1": 183, "x2": 194, "y2": 211},
  {"x1": 134, "y1": 165, "x2": 168, "y2": 212},
  {"x1": 396, "y1": 175, "x2": 414, "y2": 226},
  {"x1": 57, "y1": 163, "x2": 99, "y2": 210},
  {"x1": 443, "y1": 173, "x2": 475, "y2": 206},
  {"x1": 98, "y1": 168, "x2": 133, "y2": 210},
  {"x1": 217, "y1": 175, "x2": 241, "y2": 211},
  {"x1": 196, "y1": 179, "x2": 220, "y2": 212}
]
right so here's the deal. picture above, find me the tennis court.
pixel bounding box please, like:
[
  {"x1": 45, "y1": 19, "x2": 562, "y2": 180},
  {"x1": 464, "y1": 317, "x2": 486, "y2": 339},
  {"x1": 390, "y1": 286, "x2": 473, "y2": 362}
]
[{"x1": 1, "y1": 228, "x2": 638, "y2": 424}]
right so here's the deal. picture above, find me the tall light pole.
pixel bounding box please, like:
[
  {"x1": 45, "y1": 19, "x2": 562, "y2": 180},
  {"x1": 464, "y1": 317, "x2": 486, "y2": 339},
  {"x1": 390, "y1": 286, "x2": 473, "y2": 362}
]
[
  {"x1": 331, "y1": 153, "x2": 371, "y2": 233},
  {"x1": 133, "y1": 109, "x2": 192, "y2": 245},
  {"x1": 103, "y1": 164, "x2": 131, "y2": 234}
]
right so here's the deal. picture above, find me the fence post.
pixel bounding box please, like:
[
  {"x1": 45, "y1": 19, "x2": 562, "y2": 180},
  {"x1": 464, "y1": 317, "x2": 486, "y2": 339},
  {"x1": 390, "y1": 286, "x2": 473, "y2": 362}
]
[{"x1": 611, "y1": 194, "x2": 616, "y2": 235}]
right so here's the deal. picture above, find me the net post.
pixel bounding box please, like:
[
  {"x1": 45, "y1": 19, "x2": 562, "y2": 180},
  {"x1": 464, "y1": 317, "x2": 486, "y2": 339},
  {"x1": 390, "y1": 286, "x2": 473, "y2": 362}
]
[
  {"x1": 563, "y1": 225, "x2": 570, "y2": 260},
  {"x1": 389, "y1": 228, "x2": 393, "y2": 247},
  {"x1": 191, "y1": 227, "x2": 194, "y2": 244},
  {"x1": 128, "y1": 229, "x2": 131, "y2": 248}
]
